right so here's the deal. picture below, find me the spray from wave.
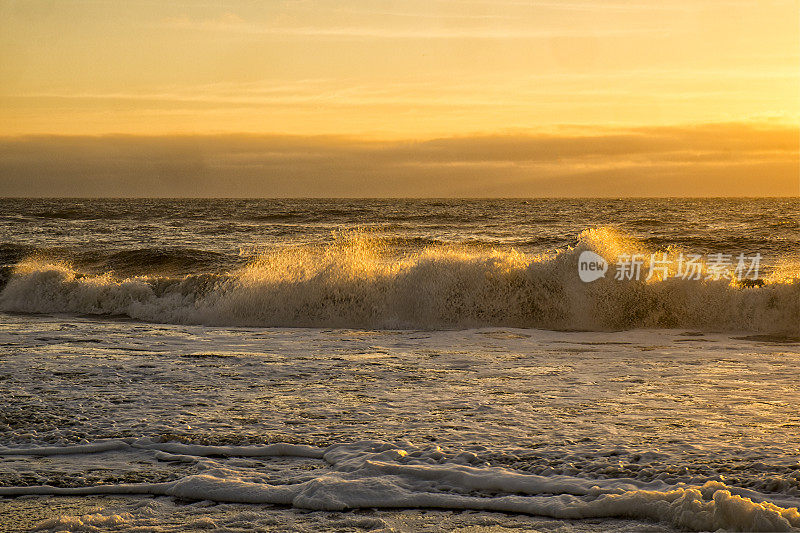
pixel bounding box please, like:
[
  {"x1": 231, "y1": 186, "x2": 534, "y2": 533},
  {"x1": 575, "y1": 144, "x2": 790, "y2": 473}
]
[{"x1": 1, "y1": 228, "x2": 797, "y2": 333}]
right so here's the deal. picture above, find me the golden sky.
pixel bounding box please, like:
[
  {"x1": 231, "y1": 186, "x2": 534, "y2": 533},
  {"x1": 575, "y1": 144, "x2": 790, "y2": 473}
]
[{"x1": 0, "y1": 0, "x2": 798, "y2": 196}]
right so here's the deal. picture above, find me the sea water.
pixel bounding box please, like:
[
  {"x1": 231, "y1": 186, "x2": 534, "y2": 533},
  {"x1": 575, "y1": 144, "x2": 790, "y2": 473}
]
[{"x1": 0, "y1": 198, "x2": 798, "y2": 532}]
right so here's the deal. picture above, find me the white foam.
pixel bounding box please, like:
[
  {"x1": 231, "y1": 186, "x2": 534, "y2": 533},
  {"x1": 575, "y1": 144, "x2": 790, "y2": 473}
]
[
  {"x1": 3, "y1": 315, "x2": 800, "y2": 532},
  {"x1": 1, "y1": 229, "x2": 797, "y2": 333},
  {"x1": 133, "y1": 440, "x2": 326, "y2": 459},
  {"x1": 3, "y1": 440, "x2": 800, "y2": 532},
  {"x1": 0, "y1": 440, "x2": 130, "y2": 455}
]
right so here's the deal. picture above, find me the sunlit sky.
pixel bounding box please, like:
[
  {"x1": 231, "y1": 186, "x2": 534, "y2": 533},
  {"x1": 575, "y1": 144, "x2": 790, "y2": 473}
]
[{"x1": 0, "y1": 0, "x2": 798, "y2": 196}]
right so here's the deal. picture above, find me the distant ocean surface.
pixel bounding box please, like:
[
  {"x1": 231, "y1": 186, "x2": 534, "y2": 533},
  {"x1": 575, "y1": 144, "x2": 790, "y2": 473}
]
[{"x1": 1, "y1": 198, "x2": 800, "y2": 532}]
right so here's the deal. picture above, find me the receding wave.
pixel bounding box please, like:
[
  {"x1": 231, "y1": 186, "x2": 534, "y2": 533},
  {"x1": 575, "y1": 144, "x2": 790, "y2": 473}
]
[
  {"x1": 0, "y1": 228, "x2": 797, "y2": 333},
  {"x1": 4, "y1": 439, "x2": 799, "y2": 532}
]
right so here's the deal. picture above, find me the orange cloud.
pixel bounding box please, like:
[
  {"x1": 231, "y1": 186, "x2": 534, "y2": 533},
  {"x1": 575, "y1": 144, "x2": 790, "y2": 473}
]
[{"x1": 0, "y1": 123, "x2": 796, "y2": 197}]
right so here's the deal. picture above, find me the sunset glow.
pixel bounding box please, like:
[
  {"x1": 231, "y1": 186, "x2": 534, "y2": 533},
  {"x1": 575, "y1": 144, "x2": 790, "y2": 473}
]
[{"x1": 1, "y1": 0, "x2": 798, "y2": 195}]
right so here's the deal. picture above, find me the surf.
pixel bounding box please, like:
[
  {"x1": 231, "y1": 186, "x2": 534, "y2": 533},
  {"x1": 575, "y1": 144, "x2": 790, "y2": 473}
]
[{"x1": 1, "y1": 228, "x2": 797, "y2": 333}]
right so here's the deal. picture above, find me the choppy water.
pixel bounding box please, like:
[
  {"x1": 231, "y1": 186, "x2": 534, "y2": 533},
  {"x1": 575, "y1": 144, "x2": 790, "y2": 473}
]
[
  {"x1": 1, "y1": 198, "x2": 800, "y2": 532},
  {"x1": 0, "y1": 198, "x2": 797, "y2": 332},
  {"x1": 3, "y1": 198, "x2": 799, "y2": 271}
]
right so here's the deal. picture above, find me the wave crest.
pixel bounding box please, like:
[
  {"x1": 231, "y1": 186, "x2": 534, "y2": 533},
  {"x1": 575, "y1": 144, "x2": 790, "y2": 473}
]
[{"x1": 1, "y1": 229, "x2": 798, "y2": 333}]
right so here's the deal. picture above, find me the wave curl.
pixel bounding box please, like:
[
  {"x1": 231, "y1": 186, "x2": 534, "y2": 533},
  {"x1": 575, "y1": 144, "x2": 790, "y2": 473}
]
[{"x1": 1, "y1": 229, "x2": 797, "y2": 333}]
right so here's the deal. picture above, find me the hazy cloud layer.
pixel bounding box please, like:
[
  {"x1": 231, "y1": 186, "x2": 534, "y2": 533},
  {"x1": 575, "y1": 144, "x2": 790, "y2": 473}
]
[{"x1": 0, "y1": 123, "x2": 796, "y2": 197}]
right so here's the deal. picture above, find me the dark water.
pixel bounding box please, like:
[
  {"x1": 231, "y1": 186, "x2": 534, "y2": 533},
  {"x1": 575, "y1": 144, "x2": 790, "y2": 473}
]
[{"x1": 2, "y1": 198, "x2": 798, "y2": 276}]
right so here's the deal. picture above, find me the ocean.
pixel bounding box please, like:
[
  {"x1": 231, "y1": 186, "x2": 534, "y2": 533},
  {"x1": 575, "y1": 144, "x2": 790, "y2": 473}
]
[{"x1": 0, "y1": 198, "x2": 799, "y2": 532}]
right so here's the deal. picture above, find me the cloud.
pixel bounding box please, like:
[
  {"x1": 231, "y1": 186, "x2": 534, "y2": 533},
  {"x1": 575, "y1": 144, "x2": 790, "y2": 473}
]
[
  {"x1": 7, "y1": 66, "x2": 795, "y2": 114},
  {"x1": 159, "y1": 13, "x2": 668, "y2": 40},
  {"x1": 0, "y1": 123, "x2": 796, "y2": 197}
]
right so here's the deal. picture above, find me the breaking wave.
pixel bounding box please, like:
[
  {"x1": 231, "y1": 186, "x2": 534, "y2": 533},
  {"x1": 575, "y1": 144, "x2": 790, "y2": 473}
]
[{"x1": 1, "y1": 228, "x2": 798, "y2": 333}]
